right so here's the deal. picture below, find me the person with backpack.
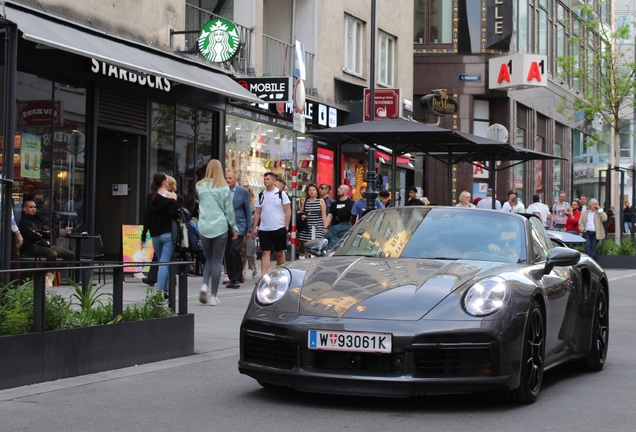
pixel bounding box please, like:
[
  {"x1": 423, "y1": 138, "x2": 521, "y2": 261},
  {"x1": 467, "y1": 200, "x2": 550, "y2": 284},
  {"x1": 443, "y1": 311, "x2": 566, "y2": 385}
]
[{"x1": 252, "y1": 171, "x2": 291, "y2": 279}]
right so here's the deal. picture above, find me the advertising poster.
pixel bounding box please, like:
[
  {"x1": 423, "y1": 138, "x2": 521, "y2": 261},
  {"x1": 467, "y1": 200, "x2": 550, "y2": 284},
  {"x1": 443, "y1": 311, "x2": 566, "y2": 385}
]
[
  {"x1": 21, "y1": 133, "x2": 41, "y2": 179},
  {"x1": 316, "y1": 148, "x2": 334, "y2": 198},
  {"x1": 122, "y1": 225, "x2": 154, "y2": 273},
  {"x1": 473, "y1": 182, "x2": 488, "y2": 199}
]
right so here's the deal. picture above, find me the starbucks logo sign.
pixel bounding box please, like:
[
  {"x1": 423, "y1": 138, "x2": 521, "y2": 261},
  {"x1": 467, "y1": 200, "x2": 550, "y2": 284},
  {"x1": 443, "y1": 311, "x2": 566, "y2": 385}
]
[{"x1": 198, "y1": 18, "x2": 240, "y2": 63}]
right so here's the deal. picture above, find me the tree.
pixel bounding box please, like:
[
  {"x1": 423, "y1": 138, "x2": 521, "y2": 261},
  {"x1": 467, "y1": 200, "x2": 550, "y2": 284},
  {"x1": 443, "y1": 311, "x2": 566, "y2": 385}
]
[{"x1": 556, "y1": 1, "x2": 636, "y2": 244}]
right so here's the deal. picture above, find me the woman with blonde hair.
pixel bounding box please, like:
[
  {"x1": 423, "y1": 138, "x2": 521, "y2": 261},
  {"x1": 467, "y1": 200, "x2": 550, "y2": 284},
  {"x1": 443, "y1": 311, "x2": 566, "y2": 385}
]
[{"x1": 196, "y1": 160, "x2": 238, "y2": 305}]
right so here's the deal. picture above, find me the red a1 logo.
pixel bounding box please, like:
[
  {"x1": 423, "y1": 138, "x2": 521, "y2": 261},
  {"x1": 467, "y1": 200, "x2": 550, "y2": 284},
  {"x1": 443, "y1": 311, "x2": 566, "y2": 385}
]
[{"x1": 489, "y1": 54, "x2": 547, "y2": 90}]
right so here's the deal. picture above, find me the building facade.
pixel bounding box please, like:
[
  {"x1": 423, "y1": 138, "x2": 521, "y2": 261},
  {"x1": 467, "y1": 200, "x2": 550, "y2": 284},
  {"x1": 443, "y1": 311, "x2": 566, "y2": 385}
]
[
  {"x1": 413, "y1": 0, "x2": 613, "y2": 207},
  {"x1": 0, "y1": 0, "x2": 414, "y2": 269}
]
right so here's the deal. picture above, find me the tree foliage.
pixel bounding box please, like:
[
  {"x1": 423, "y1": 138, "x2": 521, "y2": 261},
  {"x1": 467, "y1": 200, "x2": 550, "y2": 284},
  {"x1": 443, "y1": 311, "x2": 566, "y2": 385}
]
[{"x1": 556, "y1": 2, "x2": 636, "y2": 142}]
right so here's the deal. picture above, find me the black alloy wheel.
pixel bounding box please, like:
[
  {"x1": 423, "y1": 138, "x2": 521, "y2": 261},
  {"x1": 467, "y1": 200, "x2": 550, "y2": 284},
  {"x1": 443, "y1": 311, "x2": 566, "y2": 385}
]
[
  {"x1": 510, "y1": 300, "x2": 545, "y2": 404},
  {"x1": 582, "y1": 287, "x2": 609, "y2": 371}
]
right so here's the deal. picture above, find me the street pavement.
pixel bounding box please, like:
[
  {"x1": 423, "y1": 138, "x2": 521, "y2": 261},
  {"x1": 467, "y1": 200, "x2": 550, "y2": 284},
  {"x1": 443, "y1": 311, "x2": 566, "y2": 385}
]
[{"x1": 1, "y1": 268, "x2": 635, "y2": 431}]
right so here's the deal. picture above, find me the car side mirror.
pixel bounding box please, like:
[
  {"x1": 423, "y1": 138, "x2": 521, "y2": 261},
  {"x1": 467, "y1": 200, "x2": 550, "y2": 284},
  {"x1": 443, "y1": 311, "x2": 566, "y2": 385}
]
[
  {"x1": 304, "y1": 238, "x2": 329, "y2": 257},
  {"x1": 544, "y1": 246, "x2": 580, "y2": 274}
]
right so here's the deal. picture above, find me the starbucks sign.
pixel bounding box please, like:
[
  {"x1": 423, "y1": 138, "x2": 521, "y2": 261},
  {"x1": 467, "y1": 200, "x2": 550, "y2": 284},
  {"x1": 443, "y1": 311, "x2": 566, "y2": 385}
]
[{"x1": 198, "y1": 18, "x2": 241, "y2": 63}]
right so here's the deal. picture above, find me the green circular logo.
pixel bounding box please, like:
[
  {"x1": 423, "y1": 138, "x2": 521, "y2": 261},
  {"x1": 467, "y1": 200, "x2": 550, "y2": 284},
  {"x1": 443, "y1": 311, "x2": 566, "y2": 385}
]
[{"x1": 198, "y1": 18, "x2": 240, "y2": 63}]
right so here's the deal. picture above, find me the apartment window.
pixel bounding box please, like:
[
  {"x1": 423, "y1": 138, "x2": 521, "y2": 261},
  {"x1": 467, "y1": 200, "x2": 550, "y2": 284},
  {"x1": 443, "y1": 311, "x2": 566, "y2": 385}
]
[
  {"x1": 344, "y1": 16, "x2": 364, "y2": 75},
  {"x1": 378, "y1": 32, "x2": 395, "y2": 86},
  {"x1": 413, "y1": 0, "x2": 453, "y2": 44}
]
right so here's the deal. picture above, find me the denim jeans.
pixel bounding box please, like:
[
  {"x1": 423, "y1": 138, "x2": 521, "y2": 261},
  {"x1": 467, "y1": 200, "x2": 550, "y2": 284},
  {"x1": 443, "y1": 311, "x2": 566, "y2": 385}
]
[
  {"x1": 201, "y1": 230, "x2": 228, "y2": 295},
  {"x1": 582, "y1": 231, "x2": 598, "y2": 259},
  {"x1": 152, "y1": 231, "x2": 175, "y2": 292}
]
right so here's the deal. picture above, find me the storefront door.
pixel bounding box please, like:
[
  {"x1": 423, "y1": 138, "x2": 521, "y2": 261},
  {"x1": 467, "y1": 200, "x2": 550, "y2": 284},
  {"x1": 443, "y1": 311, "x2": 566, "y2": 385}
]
[{"x1": 95, "y1": 129, "x2": 142, "y2": 258}]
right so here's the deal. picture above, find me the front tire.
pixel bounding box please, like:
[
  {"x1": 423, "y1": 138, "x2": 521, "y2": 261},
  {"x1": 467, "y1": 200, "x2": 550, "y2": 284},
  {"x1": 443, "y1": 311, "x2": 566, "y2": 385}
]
[
  {"x1": 581, "y1": 286, "x2": 609, "y2": 371},
  {"x1": 509, "y1": 300, "x2": 545, "y2": 404}
]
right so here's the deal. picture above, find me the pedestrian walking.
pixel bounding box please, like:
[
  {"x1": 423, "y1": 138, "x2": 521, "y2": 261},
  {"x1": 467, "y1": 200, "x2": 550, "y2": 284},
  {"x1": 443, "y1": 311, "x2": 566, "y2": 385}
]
[
  {"x1": 252, "y1": 171, "x2": 292, "y2": 278},
  {"x1": 196, "y1": 160, "x2": 238, "y2": 305},
  {"x1": 298, "y1": 184, "x2": 327, "y2": 256},
  {"x1": 141, "y1": 172, "x2": 178, "y2": 297},
  {"x1": 243, "y1": 185, "x2": 258, "y2": 279},
  {"x1": 526, "y1": 194, "x2": 552, "y2": 228},
  {"x1": 623, "y1": 201, "x2": 632, "y2": 234},
  {"x1": 323, "y1": 184, "x2": 354, "y2": 249},
  {"x1": 551, "y1": 192, "x2": 569, "y2": 230},
  {"x1": 579, "y1": 198, "x2": 607, "y2": 259},
  {"x1": 564, "y1": 199, "x2": 581, "y2": 235},
  {"x1": 404, "y1": 186, "x2": 424, "y2": 206},
  {"x1": 476, "y1": 188, "x2": 502, "y2": 210},
  {"x1": 223, "y1": 170, "x2": 252, "y2": 288},
  {"x1": 456, "y1": 191, "x2": 476, "y2": 208}
]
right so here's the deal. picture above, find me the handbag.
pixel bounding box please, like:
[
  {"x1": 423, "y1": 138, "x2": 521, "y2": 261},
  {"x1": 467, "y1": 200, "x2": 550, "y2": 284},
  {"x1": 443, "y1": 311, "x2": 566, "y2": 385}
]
[
  {"x1": 297, "y1": 212, "x2": 309, "y2": 232},
  {"x1": 36, "y1": 239, "x2": 51, "y2": 247}
]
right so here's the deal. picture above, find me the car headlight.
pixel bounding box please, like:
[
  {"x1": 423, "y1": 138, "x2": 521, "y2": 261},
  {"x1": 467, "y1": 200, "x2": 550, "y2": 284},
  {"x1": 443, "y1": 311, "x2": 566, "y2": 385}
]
[
  {"x1": 463, "y1": 277, "x2": 509, "y2": 316},
  {"x1": 255, "y1": 268, "x2": 291, "y2": 305}
]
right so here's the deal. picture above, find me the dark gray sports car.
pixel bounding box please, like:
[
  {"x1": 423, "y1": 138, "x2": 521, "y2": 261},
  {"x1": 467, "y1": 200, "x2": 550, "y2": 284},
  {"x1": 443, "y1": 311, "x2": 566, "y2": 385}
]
[{"x1": 239, "y1": 207, "x2": 609, "y2": 403}]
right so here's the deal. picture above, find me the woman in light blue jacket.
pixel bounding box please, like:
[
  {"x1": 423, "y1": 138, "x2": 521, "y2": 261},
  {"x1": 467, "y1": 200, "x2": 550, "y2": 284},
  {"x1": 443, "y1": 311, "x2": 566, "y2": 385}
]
[{"x1": 196, "y1": 159, "x2": 238, "y2": 305}]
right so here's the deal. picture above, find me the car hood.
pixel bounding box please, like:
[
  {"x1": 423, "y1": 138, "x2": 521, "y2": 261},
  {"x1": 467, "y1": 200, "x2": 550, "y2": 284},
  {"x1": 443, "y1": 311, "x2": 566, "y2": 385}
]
[{"x1": 296, "y1": 256, "x2": 506, "y2": 320}]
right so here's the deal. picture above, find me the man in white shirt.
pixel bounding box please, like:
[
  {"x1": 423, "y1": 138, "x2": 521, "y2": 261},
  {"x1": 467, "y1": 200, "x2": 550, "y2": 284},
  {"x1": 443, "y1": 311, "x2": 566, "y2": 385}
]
[
  {"x1": 476, "y1": 188, "x2": 501, "y2": 210},
  {"x1": 526, "y1": 194, "x2": 552, "y2": 228},
  {"x1": 252, "y1": 172, "x2": 291, "y2": 277}
]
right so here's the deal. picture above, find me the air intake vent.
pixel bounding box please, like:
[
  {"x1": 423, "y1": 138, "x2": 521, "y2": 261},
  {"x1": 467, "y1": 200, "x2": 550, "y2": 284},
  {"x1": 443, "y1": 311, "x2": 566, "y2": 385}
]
[{"x1": 98, "y1": 87, "x2": 147, "y2": 134}]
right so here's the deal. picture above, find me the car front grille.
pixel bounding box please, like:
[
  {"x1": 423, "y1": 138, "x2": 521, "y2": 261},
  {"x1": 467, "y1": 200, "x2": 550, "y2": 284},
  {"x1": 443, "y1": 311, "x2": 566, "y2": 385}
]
[
  {"x1": 413, "y1": 346, "x2": 493, "y2": 376},
  {"x1": 300, "y1": 350, "x2": 404, "y2": 376},
  {"x1": 242, "y1": 328, "x2": 297, "y2": 370}
]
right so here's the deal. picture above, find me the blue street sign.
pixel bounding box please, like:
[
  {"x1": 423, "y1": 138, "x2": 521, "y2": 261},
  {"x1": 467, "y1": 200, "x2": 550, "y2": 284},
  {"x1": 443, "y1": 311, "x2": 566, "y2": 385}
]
[{"x1": 458, "y1": 73, "x2": 482, "y2": 83}]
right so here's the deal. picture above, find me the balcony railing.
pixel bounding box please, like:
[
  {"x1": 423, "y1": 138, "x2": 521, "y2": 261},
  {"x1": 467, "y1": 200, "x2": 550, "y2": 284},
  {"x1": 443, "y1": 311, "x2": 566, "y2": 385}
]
[
  {"x1": 170, "y1": 4, "x2": 253, "y2": 76},
  {"x1": 263, "y1": 34, "x2": 316, "y2": 94}
]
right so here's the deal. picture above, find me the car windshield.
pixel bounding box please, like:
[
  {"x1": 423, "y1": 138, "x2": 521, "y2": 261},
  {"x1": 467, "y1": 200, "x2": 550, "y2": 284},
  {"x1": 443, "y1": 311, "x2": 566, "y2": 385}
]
[{"x1": 331, "y1": 207, "x2": 527, "y2": 263}]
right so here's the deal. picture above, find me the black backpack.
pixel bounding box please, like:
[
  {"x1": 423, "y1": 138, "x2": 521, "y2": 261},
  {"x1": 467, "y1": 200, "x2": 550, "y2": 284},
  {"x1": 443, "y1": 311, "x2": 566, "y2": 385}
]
[{"x1": 258, "y1": 189, "x2": 285, "y2": 205}]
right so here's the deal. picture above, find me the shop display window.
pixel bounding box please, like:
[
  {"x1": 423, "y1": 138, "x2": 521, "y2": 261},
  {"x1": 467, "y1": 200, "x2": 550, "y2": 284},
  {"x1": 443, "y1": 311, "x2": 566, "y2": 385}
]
[
  {"x1": 225, "y1": 114, "x2": 314, "y2": 196},
  {"x1": 2, "y1": 72, "x2": 87, "y2": 242},
  {"x1": 341, "y1": 156, "x2": 367, "y2": 200}
]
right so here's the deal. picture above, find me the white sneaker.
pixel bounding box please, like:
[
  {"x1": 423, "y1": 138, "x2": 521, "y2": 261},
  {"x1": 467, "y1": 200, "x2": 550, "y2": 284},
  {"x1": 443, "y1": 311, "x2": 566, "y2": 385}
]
[
  {"x1": 209, "y1": 296, "x2": 221, "y2": 306},
  {"x1": 199, "y1": 285, "x2": 208, "y2": 304}
]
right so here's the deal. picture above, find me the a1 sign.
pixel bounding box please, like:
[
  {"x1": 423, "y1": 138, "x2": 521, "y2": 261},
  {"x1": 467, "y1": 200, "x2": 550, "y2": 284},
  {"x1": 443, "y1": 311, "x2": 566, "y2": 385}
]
[
  {"x1": 473, "y1": 161, "x2": 490, "y2": 179},
  {"x1": 488, "y1": 54, "x2": 547, "y2": 90}
]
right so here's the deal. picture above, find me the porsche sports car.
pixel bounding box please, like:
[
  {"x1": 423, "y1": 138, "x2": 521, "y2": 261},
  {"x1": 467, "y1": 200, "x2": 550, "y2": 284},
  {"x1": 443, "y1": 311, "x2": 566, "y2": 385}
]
[{"x1": 239, "y1": 207, "x2": 609, "y2": 403}]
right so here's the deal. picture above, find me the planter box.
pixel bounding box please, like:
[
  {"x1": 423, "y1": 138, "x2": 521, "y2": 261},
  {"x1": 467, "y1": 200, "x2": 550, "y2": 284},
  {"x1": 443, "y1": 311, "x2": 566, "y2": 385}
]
[
  {"x1": 0, "y1": 313, "x2": 194, "y2": 390},
  {"x1": 595, "y1": 255, "x2": 636, "y2": 270}
]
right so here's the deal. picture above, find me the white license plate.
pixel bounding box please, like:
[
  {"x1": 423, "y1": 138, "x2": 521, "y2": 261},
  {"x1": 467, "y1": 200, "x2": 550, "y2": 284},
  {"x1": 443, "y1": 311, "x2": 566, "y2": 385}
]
[{"x1": 308, "y1": 330, "x2": 392, "y2": 353}]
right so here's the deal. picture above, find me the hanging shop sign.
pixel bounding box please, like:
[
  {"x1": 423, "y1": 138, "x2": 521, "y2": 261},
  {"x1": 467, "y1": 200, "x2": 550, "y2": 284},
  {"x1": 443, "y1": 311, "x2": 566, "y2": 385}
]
[
  {"x1": 488, "y1": 54, "x2": 547, "y2": 90},
  {"x1": 91, "y1": 59, "x2": 171, "y2": 92},
  {"x1": 420, "y1": 90, "x2": 458, "y2": 116},
  {"x1": 363, "y1": 88, "x2": 401, "y2": 121},
  {"x1": 484, "y1": 0, "x2": 513, "y2": 51},
  {"x1": 198, "y1": 18, "x2": 241, "y2": 63},
  {"x1": 234, "y1": 77, "x2": 292, "y2": 102}
]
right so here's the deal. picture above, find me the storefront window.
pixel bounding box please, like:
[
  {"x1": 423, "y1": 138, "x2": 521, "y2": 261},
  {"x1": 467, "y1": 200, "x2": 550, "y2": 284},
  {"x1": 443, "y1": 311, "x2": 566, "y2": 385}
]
[
  {"x1": 341, "y1": 156, "x2": 367, "y2": 200},
  {"x1": 175, "y1": 105, "x2": 196, "y2": 205},
  {"x1": 14, "y1": 72, "x2": 53, "y2": 230},
  {"x1": 514, "y1": 126, "x2": 525, "y2": 200},
  {"x1": 150, "y1": 102, "x2": 175, "y2": 176},
  {"x1": 52, "y1": 81, "x2": 87, "y2": 235},
  {"x1": 225, "y1": 114, "x2": 313, "y2": 196},
  {"x1": 195, "y1": 109, "x2": 214, "y2": 181}
]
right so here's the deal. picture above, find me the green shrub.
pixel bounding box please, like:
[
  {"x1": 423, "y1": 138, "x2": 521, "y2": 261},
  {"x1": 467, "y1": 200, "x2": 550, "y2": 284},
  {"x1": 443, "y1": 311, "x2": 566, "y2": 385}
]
[
  {"x1": 597, "y1": 240, "x2": 620, "y2": 256},
  {"x1": 0, "y1": 280, "x2": 175, "y2": 336},
  {"x1": 617, "y1": 239, "x2": 635, "y2": 256}
]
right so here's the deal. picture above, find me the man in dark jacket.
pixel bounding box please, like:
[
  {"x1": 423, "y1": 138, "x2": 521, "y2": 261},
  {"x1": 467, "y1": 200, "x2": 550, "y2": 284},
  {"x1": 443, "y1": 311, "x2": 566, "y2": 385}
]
[
  {"x1": 19, "y1": 200, "x2": 75, "y2": 261},
  {"x1": 224, "y1": 170, "x2": 252, "y2": 288}
]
